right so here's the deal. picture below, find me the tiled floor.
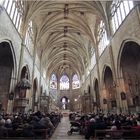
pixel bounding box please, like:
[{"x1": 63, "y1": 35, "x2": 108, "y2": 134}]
[{"x1": 50, "y1": 117, "x2": 85, "y2": 140}]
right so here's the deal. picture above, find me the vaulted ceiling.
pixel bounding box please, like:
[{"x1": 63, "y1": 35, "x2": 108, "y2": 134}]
[{"x1": 21, "y1": 1, "x2": 108, "y2": 79}]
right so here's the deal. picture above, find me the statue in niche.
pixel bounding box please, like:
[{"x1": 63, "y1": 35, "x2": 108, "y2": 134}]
[
  {"x1": 108, "y1": 82, "x2": 115, "y2": 99},
  {"x1": 134, "y1": 74, "x2": 139, "y2": 94},
  {"x1": 62, "y1": 104, "x2": 66, "y2": 110},
  {"x1": 133, "y1": 96, "x2": 140, "y2": 106},
  {"x1": 127, "y1": 74, "x2": 133, "y2": 94},
  {"x1": 62, "y1": 98, "x2": 67, "y2": 110}
]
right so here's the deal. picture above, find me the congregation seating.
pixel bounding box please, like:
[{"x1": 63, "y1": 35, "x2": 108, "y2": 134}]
[
  {"x1": 0, "y1": 111, "x2": 61, "y2": 139},
  {"x1": 69, "y1": 113, "x2": 140, "y2": 140},
  {"x1": 0, "y1": 129, "x2": 49, "y2": 139},
  {"x1": 94, "y1": 129, "x2": 137, "y2": 139}
]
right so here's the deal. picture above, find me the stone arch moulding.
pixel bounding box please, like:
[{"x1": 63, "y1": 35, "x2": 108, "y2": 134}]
[
  {"x1": 0, "y1": 39, "x2": 17, "y2": 83},
  {"x1": 117, "y1": 40, "x2": 140, "y2": 112},
  {"x1": 32, "y1": 77, "x2": 38, "y2": 111},
  {"x1": 60, "y1": 96, "x2": 69, "y2": 102},
  {"x1": 20, "y1": 65, "x2": 31, "y2": 81},
  {"x1": 0, "y1": 40, "x2": 17, "y2": 111},
  {"x1": 72, "y1": 72, "x2": 81, "y2": 81},
  {"x1": 101, "y1": 64, "x2": 112, "y2": 88},
  {"x1": 117, "y1": 39, "x2": 140, "y2": 79},
  {"x1": 60, "y1": 73, "x2": 70, "y2": 80},
  {"x1": 49, "y1": 73, "x2": 57, "y2": 82},
  {"x1": 0, "y1": 39, "x2": 17, "y2": 96}
]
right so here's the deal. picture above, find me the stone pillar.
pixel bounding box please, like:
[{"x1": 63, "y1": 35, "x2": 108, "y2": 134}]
[
  {"x1": 38, "y1": 53, "x2": 43, "y2": 110},
  {"x1": 69, "y1": 74, "x2": 73, "y2": 111},
  {"x1": 103, "y1": 10, "x2": 121, "y2": 113},
  {"x1": 57, "y1": 75, "x2": 61, "y2": 109}
]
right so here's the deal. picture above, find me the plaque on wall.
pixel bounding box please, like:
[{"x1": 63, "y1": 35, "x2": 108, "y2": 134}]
[
  {"x1": 9, "y1": 92, "x2": 14, "y2": 100},
  {"x1": 103, "y1": 99, "x2": 107, "y2": 104},
  {"x1": 133, "y1": 96, "x2": 139, "y2": 106},
  {"x1": 111, "y1": 100, "x2": 117, "y2": 107},
  {"x1": 121, "y1": 92, "x2": 126, "y2": 100}
]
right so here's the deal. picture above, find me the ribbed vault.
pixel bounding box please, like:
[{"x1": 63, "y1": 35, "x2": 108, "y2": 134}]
[{"x1": 21, "y1": 1, "x2": 106, "y2": 80}]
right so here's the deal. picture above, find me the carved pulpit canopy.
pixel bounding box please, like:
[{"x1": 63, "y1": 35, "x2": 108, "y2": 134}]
[{"x1": 17, "y1": 78, "x2": 32, "y2": 89}]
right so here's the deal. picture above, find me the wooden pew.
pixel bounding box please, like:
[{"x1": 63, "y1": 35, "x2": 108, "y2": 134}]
[
  {"x1": 94, "y1": 129, "x2": 137, "y2": 139},
  {"x1": 0, "y1": 128, "x2": 50, "y2": 139},
  {"x1": 33, "y1": 129, "x2": 49, "y2": 139}
]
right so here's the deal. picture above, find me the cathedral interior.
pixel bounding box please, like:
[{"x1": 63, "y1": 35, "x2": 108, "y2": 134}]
[{"x1": 0, "y1": 0, "x2": 140, "y2": 115}]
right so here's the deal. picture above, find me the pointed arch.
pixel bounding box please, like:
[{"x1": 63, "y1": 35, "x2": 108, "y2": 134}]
[
  {"x1": 0, "y1": 41, "x2": 16, "y2": 111},
  {"x1": 72, "y1": 74, "x2": 80, "y2": 89},
  {"x1": 50, "y1": 73, "x2": 57, "y2": 89},
  {"x1": 20, "y1": 65, "x2": 30, "y2": 80},
  {"x1": 60, "y1": 74, "x2": 69, "y2": 90}
]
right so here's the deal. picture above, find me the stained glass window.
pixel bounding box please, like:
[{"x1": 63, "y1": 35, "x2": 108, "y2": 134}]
[
  {"x1": 72, "y1": 74, "x2": 80, "y2": 89},
  {"x1": 50, "y1": 74, "x2": 57, "y2": 89},
  {"x1": 97, "y1": 20, "x2": 108, "y2": 56},
  {"x1": 60, "y1": 75, "x2": 69, "y2": 90}
]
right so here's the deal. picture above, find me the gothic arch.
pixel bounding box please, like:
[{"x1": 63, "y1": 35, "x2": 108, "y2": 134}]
[
  {"x1": 118, "y1": 40, "x2": 140, "y2": 112},
  {"x1": 0, "y1": 39, "x2": 17, "y2": 83},
  {"x1": 0, "y1": 40, "x2": 16, "y2": 111},
  {"x1": 20, "y1": 65, "x2": 30, "y2": 80},
  {"x1": 101, "y1": 64, "x2": 112, "y2": 88},
  {"x1": 117, "y1": 39, "x2": 140, "y2": 78},
  {"x1": 103, "y1": 66, "x2": 117, "y2": 112}
]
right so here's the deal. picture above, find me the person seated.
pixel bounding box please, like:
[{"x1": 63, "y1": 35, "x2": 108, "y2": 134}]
[
  {"x1": 23, "y1": 123, "x2": 34, "y2": 137},
  {"x1": 85, "y1": 117, "x2": 107, "y2": 140},
  {"x1": 30, "y1": 116, "x2": 44, "y2": 129},
  {"x1": 131, "y1": 121, "x2": 140, "y2": 137},
  {"x1": 0, "y1": 119, "x2": 8, "y2": 137},
  {"x1": 110, "y1": 120, "x2": 122, "y2": 138},
  {"x1": 5, "y1": 118, "x2": 12, "y2": 128}
]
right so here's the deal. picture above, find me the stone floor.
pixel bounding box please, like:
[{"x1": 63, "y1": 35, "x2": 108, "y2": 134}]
[{"x1": 50, "y1": 117, "x2": 85, "y2": 140}]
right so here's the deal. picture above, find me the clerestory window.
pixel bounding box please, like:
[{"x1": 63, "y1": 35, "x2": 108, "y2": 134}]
[
  {"x1": 3, "y1": 0, "x2": 23, "y2": 32},
  {"x1": 110, "y1": 0, "x2": 134, "y2": 34}
]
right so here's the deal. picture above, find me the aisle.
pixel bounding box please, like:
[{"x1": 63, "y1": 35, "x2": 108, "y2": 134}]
[{"x1": 50, "y1": 117, "x2": 85, "y2": 140}]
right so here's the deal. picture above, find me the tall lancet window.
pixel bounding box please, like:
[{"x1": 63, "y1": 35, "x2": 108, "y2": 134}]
[
  {"x1": 97, "y1": 20, "x2": 108, "y2": 56},
  {"x1": 60, "y1": 75, "x2": 69, "y2": 90},
  {"x1": 72, "y1": 74, "x2": 80, "y2": 89},
  {"x1": 50, "y1": 74, "x2": 57, "y2": 89}
]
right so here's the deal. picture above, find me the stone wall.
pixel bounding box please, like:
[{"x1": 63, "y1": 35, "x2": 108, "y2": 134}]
[{"x1": 82, "y1": 5, "x2": 140, "y2": 113}]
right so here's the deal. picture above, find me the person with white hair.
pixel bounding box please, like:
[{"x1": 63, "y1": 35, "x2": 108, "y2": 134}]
[{"x1": 5, "y1": 118, "x2": 12, "y2": 128}]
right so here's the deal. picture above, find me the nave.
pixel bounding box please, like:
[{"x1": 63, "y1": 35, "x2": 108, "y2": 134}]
[{"x1": 51, "y1": 116, "x2": 84, "y2": 140}]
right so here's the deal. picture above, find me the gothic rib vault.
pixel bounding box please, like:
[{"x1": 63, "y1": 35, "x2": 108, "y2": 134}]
[{"x1": 21, "y1": 1, "x2": 107, "y2": 79}]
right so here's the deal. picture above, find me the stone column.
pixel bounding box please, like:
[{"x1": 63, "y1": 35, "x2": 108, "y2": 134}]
[
  {"x1": 38, "y1": 52, "x2": 43, "y2": 110},
  {"x1": 69, "y1": 73, "x2": 73, "y2": 111},
  {"x1": 105, "y1": 13, "x2": 122, "y2": 113},
  {"x1": 31, "y1": 39, "x2": 37, "y2": 111},
  {"x1": 57, "y1": 75, "x2": 61, "y2": 109}
]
